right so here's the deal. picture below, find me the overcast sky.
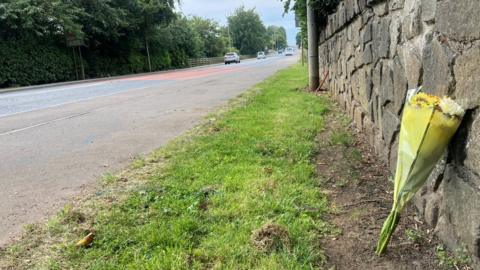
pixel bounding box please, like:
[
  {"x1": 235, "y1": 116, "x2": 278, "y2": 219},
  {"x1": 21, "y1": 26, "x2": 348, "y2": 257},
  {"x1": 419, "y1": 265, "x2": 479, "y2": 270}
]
[{"x1": 178, "y1": 0, "x2": 298, "y2": 46}]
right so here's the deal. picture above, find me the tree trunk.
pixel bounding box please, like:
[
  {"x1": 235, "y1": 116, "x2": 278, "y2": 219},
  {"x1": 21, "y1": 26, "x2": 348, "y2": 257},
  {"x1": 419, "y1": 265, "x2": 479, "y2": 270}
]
[{"x1": 145, "y1": 34, "x2": 152, "y2": 72}]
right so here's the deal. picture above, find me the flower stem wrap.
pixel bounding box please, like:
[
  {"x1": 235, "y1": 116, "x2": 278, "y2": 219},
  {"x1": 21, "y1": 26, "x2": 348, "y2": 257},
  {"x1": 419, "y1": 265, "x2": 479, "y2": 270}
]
[{"x1": 375, "y1": 88, "x2": 464, "y2": 255}]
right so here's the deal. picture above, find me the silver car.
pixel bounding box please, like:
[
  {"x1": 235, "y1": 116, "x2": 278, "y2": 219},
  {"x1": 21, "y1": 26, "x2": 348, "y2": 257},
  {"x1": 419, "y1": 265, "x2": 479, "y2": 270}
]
[
  {"x1": 224, "y1": 52, "x2": 240, "y2": 64},
  {"x1": 257, "y1": 51, "x2": 266, "y2": 59}
]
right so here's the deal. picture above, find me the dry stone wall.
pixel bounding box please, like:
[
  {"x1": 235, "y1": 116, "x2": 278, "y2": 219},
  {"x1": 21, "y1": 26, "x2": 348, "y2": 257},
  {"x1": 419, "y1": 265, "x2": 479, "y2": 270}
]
[{"x1": 318, "y1": 0, "x2": 480, "y2": 265}]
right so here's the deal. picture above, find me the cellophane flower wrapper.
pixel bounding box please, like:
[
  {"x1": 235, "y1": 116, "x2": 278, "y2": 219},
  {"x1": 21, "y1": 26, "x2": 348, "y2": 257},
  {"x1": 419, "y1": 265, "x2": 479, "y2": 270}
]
[{"x1": 376, "y1": 88, "x2": 464, "y2": 255}]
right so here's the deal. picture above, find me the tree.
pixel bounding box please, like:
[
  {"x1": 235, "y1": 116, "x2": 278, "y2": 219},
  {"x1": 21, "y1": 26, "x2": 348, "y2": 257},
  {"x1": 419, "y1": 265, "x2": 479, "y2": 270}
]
[
  {"x1": 296, "y1": 31, "x2": 302, "y2": 48},
  {"x1": 267, "y1": 25, "x2": 287, "y2": 50},
  {"x1": 190, "y1": 16, "x2": 227, "y2": 57},
  {"x1": 281, "y1": 0, "x2": 339, "y2": 49},
  {"x1": 71, "y1": 0, "x2": 130, "y2": 42},
  {"x1": 0, "y1": 0, "x2": 84, "y2": 39},
  {"x1": 227, "y1": 6, "x2": 267, "y2": 55},
  {"x1": 136, "y1": 0, "x2": 177, "y2": 71},
  {"x1": 1, "y1": 0, "x2": 271, "y2": 88}
]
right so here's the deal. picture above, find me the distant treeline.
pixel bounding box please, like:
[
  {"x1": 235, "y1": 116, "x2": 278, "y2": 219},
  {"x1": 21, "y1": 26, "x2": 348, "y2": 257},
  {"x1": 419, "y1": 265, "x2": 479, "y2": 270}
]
[{"x1": 0, "y1": 1, "x2": 287, "y2": 88}]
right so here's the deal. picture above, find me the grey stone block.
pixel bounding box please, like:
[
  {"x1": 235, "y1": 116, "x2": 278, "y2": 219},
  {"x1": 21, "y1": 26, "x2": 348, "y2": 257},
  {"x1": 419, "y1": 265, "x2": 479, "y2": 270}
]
[
  {"x1": 363, "y1": 43, "x2": 373, "y2": 64},
  {"x1": 353, "y1": 0, "x2": 360, "y2": 16},
  {"x1": 372, "y1": 61, "x2": 382, "y2": 91},
  {"x1": 400, "y1": 46, "x2": 422, "y2": 89},
  {"x1": 347, "y1": 57, "x2": 355, "y2": 76},
  {"x1": 355, "y1": 46, "x2": 364, "y2": 68},
  {"x1": 363, "y1": 117, "x2": 376, "y2": 146},
  {"x1": 335, "y1": 13, "x2": 340, "y2": 32},
  {"x1": 352, "y1": 18, "x2": 363, "y2": 47},
  {"x1": 345, "y1": 41, "x2": 354, "y2": 59},
  {"x1": 389, "y1": 0, "x2": 404, "y2": 11},
  {"x1": 380, "y1": 60, "x2": 394, "y2": 105},
  {"x1": 437, "y1": 165, "x2": 480, "y2": 263},
  {"x1": 374, "y1": 94, "x2": 381, "y2": 127},
  {"x1": 353, "y1": 105, "x2": 365, "y2": 130},
  {"x1": 336, "y1": 36, "x2": 343, "y2": 61},
  {"x1": 337, "y1": 59, "x2": 343, "y2": 76},
  {"x1": 381, "y1": 109, "x2": 400, "y2": 145},
  {"x1": 351, "y1": 71, "x2": 360, "y2": 100},
  {"x1": 374, "y1": 132, "x2": 388, "y2": 161},
  {"x1": 389, "y1": 16, "x2": 401, "y2": 57},
  {"x1": 346, "y1": 25, "x2": 353, "y2": 41},
  {"x1": 423, "y1": 192, "x2": 441, "y2": 227},
  {"x1": 328, "y1": 15, "x2": 335, "y2": 37},
  {"x1": 373, "y1": 2, "x2": 389, "y2": 16},
  {"x1": 436, "y1": 0, "x2": 480, "y2": 40},
  {"x1": 365, "y1": 68, "x2": 373, "y2": 101},
  {"x1": 368, "y1": 98, "x2": 375, "y2": 123},
  {"x1": 422, "y1": 34, "x2": 455, "y2": 96},
  {"x1": 428, "y1": 157, "x2": 447, "y2": 193},
  {"x1": 373, "y1": 18, "x2": 391, "y2": 60},
  {"x1": 388, "y1": 131, "x2": 399, "y2": 172},
  {"x1": 346, "y1": 0, "x2": 354, "y2": 21},
  {"x1": 403, "y1": 0, "x2": 418, "y2": 12},
  {"x1": 421, "y1": 0, "x2": 436, "y2": 23},
  {"x1": 338, "y1": 5, "x2": 346, "y2": 27},
  {"x1": 358, "y1": 0, "x2": 367, "y2": 12},
  {"x1": 464, "y1": 110, "x2": 480, "y2": 176},
  {"x1": 392, "y1": 56, "x2": 407, "y2": 115},
  {"x1": 372, "y1": 62, "x2": 382, "y2": 124},
  {"x1": 362, "y1": 8, "x2": 373, "y2": 24},
  {"x1": 402, "y1": 7, "x2": 422, "y2": 40},
  {"x1": 341, "y1": 58, "x2": 347, "y2": 78},
  {"x1": 357, "y1": 69, "x2": 371, "y2": 112},
  {"x1": 454, "y1": 44, "x2": 480, "y2": 110},
  {"x1": 362, "y1": 22, "x2": 373, "y2": 44}
]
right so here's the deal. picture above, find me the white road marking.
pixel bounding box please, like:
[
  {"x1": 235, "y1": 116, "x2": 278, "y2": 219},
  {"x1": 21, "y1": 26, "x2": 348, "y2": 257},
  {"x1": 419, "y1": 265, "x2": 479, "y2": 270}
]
[{"x1": 0, "y1": 112, "x2": 90, "y2": 136}]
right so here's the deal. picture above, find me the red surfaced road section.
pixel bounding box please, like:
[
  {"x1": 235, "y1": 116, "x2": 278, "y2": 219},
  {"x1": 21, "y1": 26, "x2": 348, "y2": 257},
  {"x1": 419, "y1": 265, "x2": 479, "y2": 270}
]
[{"x1": 121, "y1": 66, "x2": 247, "y2": 82}]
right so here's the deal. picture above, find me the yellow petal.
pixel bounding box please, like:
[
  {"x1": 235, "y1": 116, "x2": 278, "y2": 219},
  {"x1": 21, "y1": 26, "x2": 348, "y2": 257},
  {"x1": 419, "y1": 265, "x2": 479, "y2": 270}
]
[{"x1": 75, "y1": 232, "x2": 94, "y2": 247}]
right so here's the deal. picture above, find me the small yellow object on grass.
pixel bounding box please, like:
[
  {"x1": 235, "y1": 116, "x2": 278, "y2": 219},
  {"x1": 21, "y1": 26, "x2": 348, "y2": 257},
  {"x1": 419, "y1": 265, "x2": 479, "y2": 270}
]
[
  {"x1": 75, "y1": 232, "x2": 94, "y2": 247},
  {"x1": 376, "y1": 87, "x2": 464, "y2": 255}
]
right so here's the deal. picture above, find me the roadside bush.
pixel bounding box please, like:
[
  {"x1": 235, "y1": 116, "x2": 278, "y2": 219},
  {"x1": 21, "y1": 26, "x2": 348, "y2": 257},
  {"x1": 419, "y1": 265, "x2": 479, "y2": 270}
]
[
  {"x1": 126, "y1": 52, "x2": 147, "y2": 74},
  {"x1": 0, "y1": 39, "x2": 205, "y2": 88},
  {"x1": 85, "y1": 53, "x2": 130, "y2": 78},
  {"x1": 151, "y1": 51, "x2": 172, "y2": 70},
  {"x1": 0, "y1": 37, "x2": 75, "y2": 87},
  {"x1": 169, "y1": 49, "x2": 189, "y2": 68}
]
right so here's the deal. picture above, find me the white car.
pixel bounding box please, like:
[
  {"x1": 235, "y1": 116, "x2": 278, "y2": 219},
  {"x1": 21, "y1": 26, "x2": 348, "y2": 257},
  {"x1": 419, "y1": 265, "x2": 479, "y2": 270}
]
[
  {"x1": 224, "y1": 52, "x2": 240, "y2": 64},
  {"x1": 285, "y1": 47, "x2": 294, "y2": 56},
  {"x1": 257, "y1": 51, "x2": 266, "y2": 59}
]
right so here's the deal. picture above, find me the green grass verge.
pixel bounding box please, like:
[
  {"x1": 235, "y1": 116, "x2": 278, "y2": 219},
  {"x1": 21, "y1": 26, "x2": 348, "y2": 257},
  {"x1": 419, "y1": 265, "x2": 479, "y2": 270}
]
[{"x1": 1, "y1": 64, "x2": 333, "y2": 269}]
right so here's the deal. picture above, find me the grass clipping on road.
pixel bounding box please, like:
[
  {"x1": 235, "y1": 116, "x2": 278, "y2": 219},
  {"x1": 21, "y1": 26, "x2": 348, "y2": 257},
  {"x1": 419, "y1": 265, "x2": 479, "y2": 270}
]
[{"x1": 0, "y1": 64, "x2": 333, "y2": 269}]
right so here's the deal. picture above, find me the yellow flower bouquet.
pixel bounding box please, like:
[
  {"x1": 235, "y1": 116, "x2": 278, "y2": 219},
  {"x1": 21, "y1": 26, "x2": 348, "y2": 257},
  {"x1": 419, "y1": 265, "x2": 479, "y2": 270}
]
[{"x1": 376, "y1": 87, "x2": 464, "y2": 255}]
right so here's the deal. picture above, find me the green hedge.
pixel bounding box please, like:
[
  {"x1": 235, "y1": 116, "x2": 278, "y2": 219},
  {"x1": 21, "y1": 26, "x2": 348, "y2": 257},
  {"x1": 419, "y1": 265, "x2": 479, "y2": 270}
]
[
  {"x1": 0, "y1": 38, "x2": 193, "y2": 88},
  {"x1": 0, "y1": 38, "x2": 76, "y2": 87}
]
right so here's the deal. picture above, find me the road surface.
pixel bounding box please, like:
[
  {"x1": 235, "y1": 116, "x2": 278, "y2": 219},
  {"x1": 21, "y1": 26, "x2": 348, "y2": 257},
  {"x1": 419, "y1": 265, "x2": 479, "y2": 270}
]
[{"x1": 0, "y1": 55, "x2": 298, "y2": 246}]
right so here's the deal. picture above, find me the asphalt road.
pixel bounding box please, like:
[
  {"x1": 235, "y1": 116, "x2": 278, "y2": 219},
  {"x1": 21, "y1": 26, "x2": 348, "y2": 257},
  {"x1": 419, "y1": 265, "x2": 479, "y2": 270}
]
[{"x1": 0, "y1": 55, "x2": 298, "y2": 246}]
